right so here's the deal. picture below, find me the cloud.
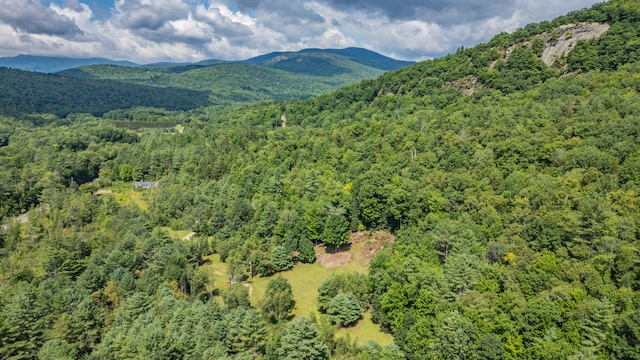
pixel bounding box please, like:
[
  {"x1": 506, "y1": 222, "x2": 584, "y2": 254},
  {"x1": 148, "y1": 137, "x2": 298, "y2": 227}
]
[
  {"x1": 0, "y1": 0, "x2": 604, "y2": 63},
  {"x1": 114, "y1": 0, "x2": 191, "y2": 30},
  {"x1": 319, "y1": 0, "x2": 517, "y2": 24},
  {"x1": 0, "y1": 0, "x2": 84, "y2": 37}
]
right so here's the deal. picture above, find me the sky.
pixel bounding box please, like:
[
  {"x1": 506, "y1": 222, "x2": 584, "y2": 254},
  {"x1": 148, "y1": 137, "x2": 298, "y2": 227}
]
[{"x1": 0, "y1": 0, "x2": 603, "y2": 64}]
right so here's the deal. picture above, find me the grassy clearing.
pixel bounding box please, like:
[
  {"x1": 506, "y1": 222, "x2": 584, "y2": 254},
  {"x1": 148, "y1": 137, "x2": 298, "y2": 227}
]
[
  {"x1": 202, "y1": 237, "x2": 394, "y2": 346},
  {"x1": 337, "y1": 311, "x2": 394, "y2": 346},
  {"x1": 246, "y1": 261, "x2": 355, "y2": 318},
  {"x1": 160, "y1": 227, "x2": 193, "y2": 240},
  {"x1": 201, "y1": 254, "x2": 229, "y2": 294},
  {"x1": 95, "y1": 181, "x2": 151, "y2": 210}
]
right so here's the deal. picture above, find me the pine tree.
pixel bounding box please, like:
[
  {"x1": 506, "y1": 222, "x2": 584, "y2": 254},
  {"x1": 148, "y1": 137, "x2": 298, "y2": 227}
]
[
  {"x1": 270, "y1": 245, "x2": 293, "y2": 272},
  {"x1": 277, "y1": 317, "x2": 329, "y2": 360},
  {"x1": 327, "y1": 292, "x2": 362, "y2": 327}
]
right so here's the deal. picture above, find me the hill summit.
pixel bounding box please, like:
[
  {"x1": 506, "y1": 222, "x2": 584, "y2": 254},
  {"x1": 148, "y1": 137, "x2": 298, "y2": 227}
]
[{"x1": 0, "y1": 47, "x2": 412, "y2": 74}]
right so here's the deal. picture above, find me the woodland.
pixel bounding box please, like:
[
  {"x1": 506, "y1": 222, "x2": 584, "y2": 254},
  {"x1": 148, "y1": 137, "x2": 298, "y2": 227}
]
[
  {"x1": 0, "y1": 49, "x2": 409, "y2": 118},
  {"x1": 2, "y1": 0, "x2": 640, "y2": 359}
]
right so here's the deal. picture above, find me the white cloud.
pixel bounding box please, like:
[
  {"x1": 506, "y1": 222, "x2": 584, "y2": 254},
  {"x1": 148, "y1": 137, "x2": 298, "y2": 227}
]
[{"x1": 0, "y1": 0, "x2": 604, "y2": 63}]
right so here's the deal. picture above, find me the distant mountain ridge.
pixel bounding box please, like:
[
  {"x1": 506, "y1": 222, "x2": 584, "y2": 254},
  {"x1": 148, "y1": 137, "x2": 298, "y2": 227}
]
[
  {"x1": 0, "y1": 47, "x2": 412, "y2": 117},
  {"x1": 240, "y1": 47, "x2": 414, "y2": 71},
  {"x1": 0, "y1": 55, "x2": 137, "y2": 73},
  {"x1": 0, "y1": 48, "x2": 413, "y2": 73}
]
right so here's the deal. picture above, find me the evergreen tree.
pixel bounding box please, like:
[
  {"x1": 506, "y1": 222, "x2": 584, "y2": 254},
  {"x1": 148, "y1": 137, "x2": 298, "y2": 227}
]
[
  {"x1": 327, "y1": 292, "x2": 362, "y2": 327},
  {"x1": 270, "y1": 245, "x2": 293, "y2": 272},
  {"x1": 277, "y1": 317, "x2": 329, "y2": 360},
  {"x1": 298, "y1": 238, "x2": 316, "y2": 264},
  {"x1": 322, "y1": 208, "x2": 350, "y2": 251}
]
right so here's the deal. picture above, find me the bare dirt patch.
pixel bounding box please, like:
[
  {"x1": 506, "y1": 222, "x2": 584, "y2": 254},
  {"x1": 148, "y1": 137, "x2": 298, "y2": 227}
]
[
  {"x1": 314, "y1": 230, "x2": 395, "y2": 268},
  {"x1": 94, "y1": 189, "x2": 112, "y2": 195},
  {"x1": 317, "y1": 251, "x2": 352, "y2": 268},
  {"x1": 351, "y1": 230, "x2": 395, "y2": 266}
]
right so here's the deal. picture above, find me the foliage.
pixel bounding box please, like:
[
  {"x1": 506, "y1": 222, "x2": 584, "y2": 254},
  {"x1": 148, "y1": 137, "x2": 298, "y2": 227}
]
[
  {"x1": 259, "y1": 277, "x2": 295, "y2": 324},
  {"x1": 317, "y1": 273, "x2": 370, "y2": 312},
  {"x1": 222, "y1": 284, "x2": 251, "y2": 309},
  {"x1": 276, "y1": 317, "x2": 330, "y2": 360},
  {"x1": 270, "y1": 245, "x2": 294, "y2": 272},
  {"x1": 322, "y1": 208, "x2": 350, "y2": 249},
  {"x1": 0, "y1": 68, "x2": 209, "y2": 117},
  {"x1": 1, "y1": 1, "x2": 640, "y2": 358},
  {"x1": 326, "y1": 292, "x2": 363, "y2": 327}
]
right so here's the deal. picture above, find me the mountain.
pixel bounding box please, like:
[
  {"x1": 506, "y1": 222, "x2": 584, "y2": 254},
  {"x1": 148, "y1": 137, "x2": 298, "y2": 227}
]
[
  {"x1": 0, "y1": 48, "x2": 413, "y2": 114},
  {"x1": 0, "y1": 67, "x2": 209, "y2": 117},
  {"x1": 0, "y1": 54, "x2": 137, "y2": 73},
  {"x1": 0, "y1": 47, "x2": 410, "y2": 74},
  {"x1": 241, "y1": 47, "x2": 414, "y2": 72},
  {"x1": 3, "y1": 1, "x2": 640, "y2": 359},
  {"x1": 52, "y1": 49, "x2": 410, "y2": 110}
]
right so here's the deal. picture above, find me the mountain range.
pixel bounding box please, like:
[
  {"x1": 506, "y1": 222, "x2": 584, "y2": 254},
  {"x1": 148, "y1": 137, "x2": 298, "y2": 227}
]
[
  {"x1": 0, "y1": 48, "x2": 413, "y2": 117},
  {"x1": 0, "y1": 47, "x2": 412, "y2": 74}
]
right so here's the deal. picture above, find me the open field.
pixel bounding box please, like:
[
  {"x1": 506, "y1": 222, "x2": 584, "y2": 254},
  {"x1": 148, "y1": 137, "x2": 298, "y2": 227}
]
[
  {"x1": 202, "y1": 231, "x2": 395, "y2": 345},
  {"x1": 94, "y1": 181, "x2": 151, "y2": 210},
  {"x1": 160, "y1": 227, "x2": 194, "y2": 240}
]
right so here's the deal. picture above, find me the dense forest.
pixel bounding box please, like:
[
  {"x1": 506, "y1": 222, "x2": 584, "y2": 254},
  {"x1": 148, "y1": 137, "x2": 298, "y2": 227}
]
[
  {"x1": 2, "y1": 0, "x2": 640, "y2": 358},
  {"x1": 0, "y1": 49, "x2": 410, "y2": 118}
]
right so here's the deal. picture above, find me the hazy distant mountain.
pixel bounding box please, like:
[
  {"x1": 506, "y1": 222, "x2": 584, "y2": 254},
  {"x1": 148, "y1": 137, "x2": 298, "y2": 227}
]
[
  {"x1": 0, "y1": 55, "x2": 137, "y2": 73},
  {"x1": 53, "y1": 48, "x2": 413, "y2": 109},
  {"x1": 0, "y1": 67, "x2": 209, "y2": 117},
  {"x1": 242, "y1": 47, "x2": 414, "y2": 72},
  {"x1": 0, "y1": 48, "x2": 412, "y2": 74},
  {"x1": 0, "y1": 48, "x2": 414, "y2": 116}
]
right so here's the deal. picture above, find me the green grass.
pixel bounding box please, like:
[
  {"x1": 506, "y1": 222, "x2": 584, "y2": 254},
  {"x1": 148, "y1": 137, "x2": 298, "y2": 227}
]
[
  {"x1": 201, "y1": 238, "x2": 394, "y2": 346},
  {"x1": 160, "y1": 227, "x2": 193, "y2": 240},
  {"x1": 201, "y1": 254, "x2": 229, "y2": 294},
  {"x1": 95, "y1": 181, "x2": 150, "y2": 210},
  {"x1": 337, "y1": 311, "x2": 394, "y2": 346},
  {"x1": 246, "y1": 261, "x2": 354, "y2": 317}
]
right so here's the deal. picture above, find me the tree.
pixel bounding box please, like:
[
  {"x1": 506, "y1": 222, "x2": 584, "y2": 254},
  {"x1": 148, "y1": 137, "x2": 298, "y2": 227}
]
[
  {"x1": 358, "y1": 341, "x2": 405, "y2": 360},
  {"x1": 327, "y1": 292, "x2": 362, "y2": 327},
  {"x1": 270, "y1": 245, "x2": 293, "y2": 272},
  {"x1": 222, "y1": 284, "x2": 251, "y2": 309},
  {"x1": 445, "y1": 253, "x2": 481, "y2": 295},
  {"x1": 317, "y1": 273, "x2": 370, "y2": 312},
  {"x1": 608, "y1": 310, "x2": 640, "y2": 359},
  {"x1": 220, "y1": 308, "x2": 267, "y2": 356},
  {"x1": 259, "y1": 276, "x2": 295, "y2": 323},
  {"x1": 277, "y1": 317, "x2": 330, "y2": 360},
  {"x1": 298, "y1": 238, "x2": 316, "y2": 263},
  {"x1": 431, "y1": 219, "x2": 458, "y2": 264},
  {"x1": 38, "y1": 339, "x2": 79, "y2": 360},
  {"x1": 322, "y1": 207, "x2": 350, "y2": 250},
  {"x1": 428, "y1": 311, "x2": 477, "y2": 360}
]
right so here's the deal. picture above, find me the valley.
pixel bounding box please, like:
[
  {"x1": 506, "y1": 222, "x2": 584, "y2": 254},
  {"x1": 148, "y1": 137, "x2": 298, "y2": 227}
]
[{"x1": 1, "y1": 0, "x2": 640, "y2": 359}]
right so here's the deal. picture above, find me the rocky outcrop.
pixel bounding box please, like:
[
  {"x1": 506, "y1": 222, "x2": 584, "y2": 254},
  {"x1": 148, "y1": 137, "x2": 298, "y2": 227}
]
[{"x1": 538, "y1": 23, "x2": 610, "y2": 67}]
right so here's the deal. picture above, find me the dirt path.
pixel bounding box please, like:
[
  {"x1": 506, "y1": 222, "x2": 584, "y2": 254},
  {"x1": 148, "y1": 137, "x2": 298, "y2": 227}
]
[{"x1": 241, "y1": 282, "x2": 254, "y2": 295}]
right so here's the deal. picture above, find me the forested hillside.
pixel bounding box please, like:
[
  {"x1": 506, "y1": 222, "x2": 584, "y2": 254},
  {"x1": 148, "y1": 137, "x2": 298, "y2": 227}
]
[
  {"x1": 0, "y1": 68, "x2": 210, "y2": 118},
  {"x1": 2, "y1": 0, "x2": 640, "y2": 359},
  {"x1": 0, "y1": 49, "x2": 407, "y2": 117}
]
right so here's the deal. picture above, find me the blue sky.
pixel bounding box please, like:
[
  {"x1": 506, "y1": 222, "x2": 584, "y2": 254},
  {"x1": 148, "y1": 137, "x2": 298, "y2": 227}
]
[{"x1": 0, "y1": 0, "x2": 603, "y2": 63}]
